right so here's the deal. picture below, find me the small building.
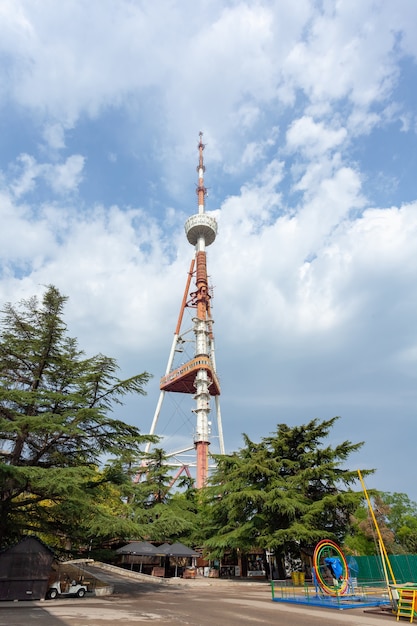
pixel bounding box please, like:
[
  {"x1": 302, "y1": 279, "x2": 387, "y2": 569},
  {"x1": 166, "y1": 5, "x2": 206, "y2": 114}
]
[
  {"x1": 0, "y1": 536, "x2": 54, "y2": 601},
  {"x1": 116, "y1": 541, "x2": 160, "y2": 575},
  {"x1": 116, "y1": 541, "x2": 199, "y2": 578}
]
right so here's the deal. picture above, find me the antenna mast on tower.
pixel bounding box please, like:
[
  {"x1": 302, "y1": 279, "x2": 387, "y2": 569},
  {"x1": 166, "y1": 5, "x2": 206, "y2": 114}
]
[{"x1": 145, "y1": 133, "x2": 224, "y2": 488}]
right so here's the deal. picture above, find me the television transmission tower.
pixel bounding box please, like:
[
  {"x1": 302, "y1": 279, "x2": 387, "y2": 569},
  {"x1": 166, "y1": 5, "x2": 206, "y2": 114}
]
[{"x1": 145, "y1": 133, "x2": 224, "y2": 488}]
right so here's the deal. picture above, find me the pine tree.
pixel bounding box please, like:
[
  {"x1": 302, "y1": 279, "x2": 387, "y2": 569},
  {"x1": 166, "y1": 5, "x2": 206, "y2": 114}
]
[
  {"x1": 199, "y1": 417, "x2": 371, "y2": 577},
  {"x1": 0, "y1": 285, "x2": 152, "y2": 548},
  {"x1": 131, "y1": 448, "x2": 199, "y2": 542}
]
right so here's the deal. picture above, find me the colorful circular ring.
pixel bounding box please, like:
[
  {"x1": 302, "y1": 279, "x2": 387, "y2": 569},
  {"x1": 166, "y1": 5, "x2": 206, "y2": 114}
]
[{"x1": 313, "y1": 539, "x2": 350, "y2": 596}]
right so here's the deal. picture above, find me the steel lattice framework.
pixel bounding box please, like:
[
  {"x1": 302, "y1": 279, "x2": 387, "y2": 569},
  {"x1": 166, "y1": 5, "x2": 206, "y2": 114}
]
[{"x1": 145, "y1": 133, "x2": 224, "y2": 489}]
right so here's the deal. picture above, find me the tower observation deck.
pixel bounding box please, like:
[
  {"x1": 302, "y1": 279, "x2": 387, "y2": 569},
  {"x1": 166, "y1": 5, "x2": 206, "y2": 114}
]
[{"x1": 146, "y1": 133, "x2": 224, "y2": 489}]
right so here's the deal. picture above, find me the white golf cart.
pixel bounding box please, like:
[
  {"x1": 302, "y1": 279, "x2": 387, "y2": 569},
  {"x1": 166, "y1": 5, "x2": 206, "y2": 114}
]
[{"x1": 47, "y1": 579, "x2": 88, "y2": 599}]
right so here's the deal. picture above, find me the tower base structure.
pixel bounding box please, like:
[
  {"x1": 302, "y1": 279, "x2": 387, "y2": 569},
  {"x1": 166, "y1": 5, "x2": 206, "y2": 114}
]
[{"x1": 145, "y1": 258, "x2": 225, "y2": 489}]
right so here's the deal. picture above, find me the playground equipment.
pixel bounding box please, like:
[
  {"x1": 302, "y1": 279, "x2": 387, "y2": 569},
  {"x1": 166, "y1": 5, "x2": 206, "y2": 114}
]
[
  {"x1": 271, "y1": 471, "x2": 417, "y2": 617},
  {"x1": 358, "y1": 470, "x2": 417, "y2": 622},
  {"x1": 271, "y1": 536, "x2": 391, "y2": 611},
  {"x1": 271, "y1": 528, "x2": 391, "y2": 610},
  {"x1": 312, "y1": 539, "x2": 350, "y2": 596}
]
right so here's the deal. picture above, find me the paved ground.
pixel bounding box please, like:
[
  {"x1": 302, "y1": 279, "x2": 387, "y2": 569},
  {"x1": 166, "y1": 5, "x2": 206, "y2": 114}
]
[{"x1": 0, "y1": 565, "x2": 397, "y2": 626}]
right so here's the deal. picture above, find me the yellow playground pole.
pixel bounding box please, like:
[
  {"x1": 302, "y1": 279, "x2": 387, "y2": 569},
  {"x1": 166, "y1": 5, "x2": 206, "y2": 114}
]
[{"x1": 357, "y1": 470, "x2": 397, "y2": 593}]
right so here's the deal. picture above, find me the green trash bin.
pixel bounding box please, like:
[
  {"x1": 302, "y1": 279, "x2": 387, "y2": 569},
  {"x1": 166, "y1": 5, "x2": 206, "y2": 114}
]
[{"x1": 291, "y1": 571, "x2": 300, "y2": 585}]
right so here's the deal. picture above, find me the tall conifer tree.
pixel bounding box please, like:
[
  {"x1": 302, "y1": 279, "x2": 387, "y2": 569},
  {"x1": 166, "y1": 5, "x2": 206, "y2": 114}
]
[
  {"x1": 0, "y1": 285, "x2": 152, "y2": 548},
  {"x1": 200, "y1": 417, "x2": 371, "y2": 577}
]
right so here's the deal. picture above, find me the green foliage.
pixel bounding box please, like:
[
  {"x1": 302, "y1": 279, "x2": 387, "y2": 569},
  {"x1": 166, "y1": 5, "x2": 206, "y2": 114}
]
[
  {"x1": 345, "y1": 492, "x2": 417, "y2": 555},
  {"x1": 343, "y1": 501, "x2": 378, "y2": 555},
  {"x1": 198, "y1": 417, "x2": 370, "y2": 571},
  {"x1": 382, "y1": 492, "x2": 417, "y2": 553},
  {"x1": 130, "y1": 448, "x2": 199, "y2": 543},
  {"x1": 135, "y1": 448, "x2": 174, "y2": 505},
  {"x1": 0, "y1": 285, "x2": 153, "y2": 548}
]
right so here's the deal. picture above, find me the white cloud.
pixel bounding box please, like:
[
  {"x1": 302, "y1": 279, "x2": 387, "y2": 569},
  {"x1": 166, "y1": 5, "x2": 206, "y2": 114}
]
[
  {"x1": 0, "y1": 191, "x2": 58, "y2": 263},
  {"x1": 10, "y1": 154, "x2": 40, "y2": 198},
  {"x1": 211, "y1": 160, "x2": 367, "y2": 341},
  {"x1": 42, "y1": 122, "x2": 66, "y2": 151},
  {"x1": 286, "y1": 116, "x2": 347, "y2": 157},
  {"x1": 283, "y1": 2, "x2": 399, "y2": 106},
  {"x1": 0, "y1": 1, "x2": 413, "y2": 174},
  {"x1": 7, "y1": 153, "x2": 85, "y2": 198},
  {"x1": 45, "y1": 155, "x2": 85, "y2": 194}
]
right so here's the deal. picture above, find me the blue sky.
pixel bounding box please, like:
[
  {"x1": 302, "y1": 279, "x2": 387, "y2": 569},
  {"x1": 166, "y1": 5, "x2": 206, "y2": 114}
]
[{"x1": 1, "y1": 0, "x2": 417, "y2": 501}]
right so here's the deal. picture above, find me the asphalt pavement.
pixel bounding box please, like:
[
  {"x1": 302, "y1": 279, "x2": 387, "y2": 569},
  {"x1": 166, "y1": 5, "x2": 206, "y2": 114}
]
[{"x1": 0, "y1": 564, "x2": 397, "y2": 626}]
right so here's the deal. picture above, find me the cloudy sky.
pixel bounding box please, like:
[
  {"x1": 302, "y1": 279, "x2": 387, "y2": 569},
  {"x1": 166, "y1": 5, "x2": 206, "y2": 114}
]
[{"x1": 1, "y1": 0, "x2": 417, "y2": 500}]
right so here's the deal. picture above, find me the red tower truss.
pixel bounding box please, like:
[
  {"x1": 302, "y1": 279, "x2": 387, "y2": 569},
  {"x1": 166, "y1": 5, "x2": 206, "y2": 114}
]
[{"x1": 146, "y1": 133, "x2": 224, "y2": 489}]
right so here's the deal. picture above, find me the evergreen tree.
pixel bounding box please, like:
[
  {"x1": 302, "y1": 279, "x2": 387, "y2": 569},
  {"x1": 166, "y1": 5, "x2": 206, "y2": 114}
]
[
  {"x1": 199, "y1": 417, "x2": 370, "y2": 577},
  {"x1": 0, "y1": 286, "x2": 152, "y2": 548},
  {"x1": 135, "y1": 448, "x2": 174, "y2": 505},
  {"x1": 131, "y1": 448, "x2": 199, "y2": 542}
]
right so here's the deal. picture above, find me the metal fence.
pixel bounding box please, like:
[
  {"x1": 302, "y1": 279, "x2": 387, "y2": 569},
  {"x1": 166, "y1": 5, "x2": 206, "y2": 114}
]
[{"x1": 351, "y1": 555, "x2": 417, "y2": 584}]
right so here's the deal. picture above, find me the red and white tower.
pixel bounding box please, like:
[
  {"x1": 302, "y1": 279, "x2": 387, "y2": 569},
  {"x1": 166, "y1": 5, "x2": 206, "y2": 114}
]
[{"x1": 146, "y1": 133, "x2": 224, "y2": 488}]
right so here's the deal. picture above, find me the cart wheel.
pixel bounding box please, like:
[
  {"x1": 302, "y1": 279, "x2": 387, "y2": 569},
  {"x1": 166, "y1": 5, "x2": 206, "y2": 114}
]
[
  {"x1": 48, "y1": 588, "x2": 58, "y2": 599},
  {"x1": 77, "y1": 588, "x2": 86, "y2": 598}
]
